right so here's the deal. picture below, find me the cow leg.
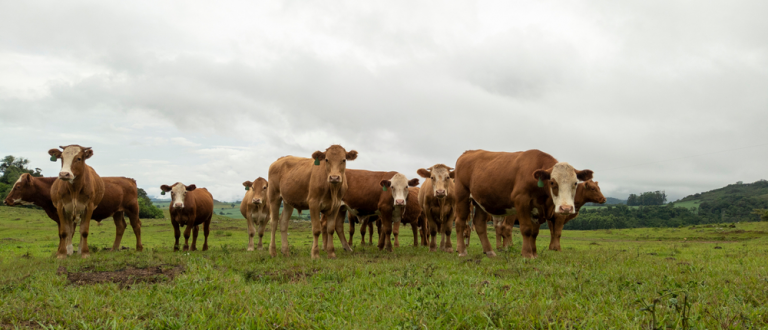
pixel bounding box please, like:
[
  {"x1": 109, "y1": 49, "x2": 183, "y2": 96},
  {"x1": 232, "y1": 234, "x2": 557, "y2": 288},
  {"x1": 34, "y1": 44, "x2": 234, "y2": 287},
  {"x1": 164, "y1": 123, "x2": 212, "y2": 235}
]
[
  {"x1": 202, "y1": 218, "x2": 210, "y2": 251},
  {"x1": 309, "y1": 204, "x2": 324, "y2": 259},
  {"x1": 126, "y1": 208, "x2": 143, "y2": 251},
  {"x1": 493, "y1": 216, "x2": 504, "y2": 250},
  {"x1": 324, "y1": 209, "x2": 339, "y2": 259},
  {"x1": 257, "y1": 212, "x2": 267, "y2": 250},
  {"x1": 348, "y1": 214, "x2": 356, "y2": 247},
  {"x1": 111, "y1": 212, "x2": 126, "y2": 251},
  {"x1": 268, "y1": 194, "x2": 282, "y2": 257},
  {"x1": 548, "y1": 218, "x2": 564, "y2": 251},
  {"x1": 443, "y1": 211, "x2": 454, "y2": 253},
  {"x1": 56, "y1": 208, "x2": 71, "y2": 259},
  {"x1": 78, "y1": 207, "x2": 95, "y2": 258},
  {"x1": 367, "y1": 218, "x2": 374, "y2": 245},
  {"x1": 191, "y1": 225, "x2": 199, "y2": 251},
  {"x1": 454, "y1": 189, "x2": 471, "y2": 257},
  {"x1": 358, "y1": 216, "x2": 368, "y2": 245},
  {"x1": 503, "y1": 222, "x2": 513, "y2": 249},
  {"x1": 411, "y1": 222, "x2": 419, "y2": 246},
  {"x1": 182, "y1": 224, "x2": 193, "y2": 251},
  {"x1": 246, "y1": 208, "x2": 256, "y2": 251},
  {"x1": 335, "y1": 208, "x2": 352, "y2": 252},
  {"x1": 518, "y1": 207, "x2": 539, "y2": 258},
  {"x1": 172, "y1": 221, "x2": 181, "y2": 251},
  {"x1": 473, "y1": 209, "x2": 496, "y2": 257},
  {"x1": 392, "y1": 221, "x2": 400, "y2": 248},
  {"x1": 420, "y1": 216, "x2": 429, "y2": 247}
]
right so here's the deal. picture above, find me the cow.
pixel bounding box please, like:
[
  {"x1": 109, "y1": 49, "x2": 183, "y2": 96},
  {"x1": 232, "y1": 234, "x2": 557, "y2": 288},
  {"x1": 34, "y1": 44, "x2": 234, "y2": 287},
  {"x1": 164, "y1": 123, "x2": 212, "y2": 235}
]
[
  {"x1": 417, "y1": 164, "x2": 457, "y2": 252},
  {"x1": 462, "y1": 220, "x2": 474, "y2": 247},
  {"x1": 239, "y1": 177, "x2": 271, "y2": 251},
  {"x1": 349, "y1": 214, "x2": 378, "y2": 245},
  {"x1": 4, "y1": 174, "x2": 144, "y2": 252},
  {"x1": 160, "y1": 183, "x2": 213, "y2": 251},
  {"x1": 48, "y1": 145, "x2": 105, "y2": 258},
  {"x1": 454, "y1": 149, "x2": 593, "y2": 258},
  {"x1": 546, "y1": 180, "x2": 606, "y2": 251},
  {"x1": 267, "y1": 145, "x2": 358, "y2": 259},
  {"x1": 492, "y1": 215, "x2": 514, "y2": 250}
]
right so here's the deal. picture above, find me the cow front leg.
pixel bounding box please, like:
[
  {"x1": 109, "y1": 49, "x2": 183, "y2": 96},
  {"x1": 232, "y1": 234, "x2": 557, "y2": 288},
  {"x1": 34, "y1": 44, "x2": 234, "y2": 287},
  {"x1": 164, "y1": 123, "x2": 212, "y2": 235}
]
[
  {"x1": 473, "y1": 209, "x2": 496, "y2": 257},
  {"x1": 454, "y1": 195, "x2": 471, "y2": 257},
  {"x1": 257, "y1": 212, "x2": 268, "y2": 250},
  {"x1": 279, "y1": 204, "x2": 292, "y2": 257},
  {"x1": 411, "y1": 222, "x2": 419, "y2": 246},
  {"x1": 267, "y1": 195, "x2": 282, "y2": 257},
  {"x1": 392, "y1": 221, "x2": 400, "y2": 248},
  {"x1": 548, "y1": 217, "x2": 564, "y2": 251},
  {"x1": 518, "y1": 208, "x2": 539, "y2": 258},
  {"x1": 172, "y1": 221, "x2": 181, "y2": 251},
  {"x1": 56, "y1": 208, "x2": 71, "y2": 259},
  {"x1": 182, "y1": 224, "x2": 193, "y2": 251},
  {"x1": 443, "y1": 213, "x2": 454, "y2": 253},
  {"x1": 309, "y1": 205, "x2": 323, "y2": 259},
  {"x1": 335, "y1": 208, "x2": 352, "y2": 252},
  {"x1": 246, "y1": 209, "x2": 256, "y2": 251},
  {"x1": 111, "y1": 212, "x2": 126, "y2": 251},
  {"x1": 79, "y1": 206, "x2": 95, "y2": 258},
  {"x1": 191, "y1": 225, "x2": 199, "y2": 251},
  {"x1": 322, "y1": 211, "x2": 337, "y2": 259},
  {"x1": 493, "y1": 216, "x2": 505, "y2": 250}
]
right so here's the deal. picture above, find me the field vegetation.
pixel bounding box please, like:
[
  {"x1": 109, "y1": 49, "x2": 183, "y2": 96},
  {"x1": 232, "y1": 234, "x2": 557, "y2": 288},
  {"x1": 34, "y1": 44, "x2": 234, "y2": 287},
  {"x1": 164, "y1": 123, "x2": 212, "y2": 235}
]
[{"x1": 1, "y1": 206, "x2": 767, "y2": 329}]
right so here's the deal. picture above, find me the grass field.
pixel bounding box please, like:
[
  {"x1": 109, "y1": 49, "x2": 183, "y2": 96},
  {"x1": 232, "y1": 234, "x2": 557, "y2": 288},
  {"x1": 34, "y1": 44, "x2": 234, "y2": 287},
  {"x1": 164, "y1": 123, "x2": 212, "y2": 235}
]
[
  {"x1": 1, "y1": 206, "x2": 767, "y2": 329},
  {"x1": 153, "y1": 201, "x2": 307, "y2": 220}
]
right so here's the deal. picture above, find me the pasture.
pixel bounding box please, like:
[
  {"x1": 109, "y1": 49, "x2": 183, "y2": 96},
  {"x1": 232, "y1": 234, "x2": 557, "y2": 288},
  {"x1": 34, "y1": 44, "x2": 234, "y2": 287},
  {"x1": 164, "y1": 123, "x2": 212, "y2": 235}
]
[{"x1": 1, "y1": 206, "x2": 767, "y2": 329}]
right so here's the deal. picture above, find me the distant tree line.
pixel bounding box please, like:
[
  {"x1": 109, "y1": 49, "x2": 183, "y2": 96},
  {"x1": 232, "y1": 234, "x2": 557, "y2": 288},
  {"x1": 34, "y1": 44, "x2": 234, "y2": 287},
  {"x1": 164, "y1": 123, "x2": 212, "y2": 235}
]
[
  {"x1": 138, "y1": 188, "x2": 164, "y2": 219},
  {"x1": 626, "y1": 191, "x2": 667, "y2": 206}
]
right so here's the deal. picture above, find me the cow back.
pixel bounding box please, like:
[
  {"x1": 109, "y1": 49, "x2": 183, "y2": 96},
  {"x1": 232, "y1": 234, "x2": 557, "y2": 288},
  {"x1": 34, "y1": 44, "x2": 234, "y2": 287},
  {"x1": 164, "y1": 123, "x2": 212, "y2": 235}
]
[{"x1": 92, "y1": 177, "x2": 138, "y2": 221}]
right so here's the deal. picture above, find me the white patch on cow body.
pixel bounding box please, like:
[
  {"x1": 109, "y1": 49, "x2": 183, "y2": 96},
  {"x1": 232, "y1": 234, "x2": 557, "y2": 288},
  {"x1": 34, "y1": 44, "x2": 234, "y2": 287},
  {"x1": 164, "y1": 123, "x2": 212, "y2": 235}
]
[
  {"x1": 549, "y1": 162, "x2": 578, "y2": 214},
  {"x1": 59, "y1": 146, "x2": 81, "y2": 182},
  {"x1": 12, "y1": 199, "x2": 33, "y2": 206}
]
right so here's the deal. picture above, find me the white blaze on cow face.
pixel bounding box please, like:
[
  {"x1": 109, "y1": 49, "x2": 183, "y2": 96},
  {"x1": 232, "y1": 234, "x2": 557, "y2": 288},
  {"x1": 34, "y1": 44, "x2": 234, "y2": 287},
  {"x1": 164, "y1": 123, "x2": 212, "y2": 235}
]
[
  {"x1": 389, "y1": 173, "x2": 410, "y2": 206},
  {"x1": 59, "y1": 146, "x2": 82, "y2": 182},
  {"x1": 163, "y1": 183, "x2": 196, "y2": 209},
  {"x1": 546, "y1": 162, "x2": 579, "y2": 214}
]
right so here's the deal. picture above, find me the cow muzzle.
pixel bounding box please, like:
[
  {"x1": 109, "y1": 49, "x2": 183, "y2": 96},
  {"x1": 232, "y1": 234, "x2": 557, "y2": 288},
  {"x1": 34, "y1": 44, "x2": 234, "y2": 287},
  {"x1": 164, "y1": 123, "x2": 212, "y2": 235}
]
[
  {"x1": 328, "y1": 175, "x2": 341, "y2": 183},
  {"x1": 173, "y1": 202, "x2": 184, "y2": 209},
  {"x1": 59, "y1": 171, "x2": 74, "y2": 181},
  {"x1": 252, "y1": 198, "x2": 262, "y2": 204},
  {"x1": 435, "y1": 189, "x2": 447, "y2": 198},
  {"x1": 395, "y1": 199, "x2": 406, "y2": 206},
  {"x1": 557, "y1": 205, "x2": 574, "y2": 214}
]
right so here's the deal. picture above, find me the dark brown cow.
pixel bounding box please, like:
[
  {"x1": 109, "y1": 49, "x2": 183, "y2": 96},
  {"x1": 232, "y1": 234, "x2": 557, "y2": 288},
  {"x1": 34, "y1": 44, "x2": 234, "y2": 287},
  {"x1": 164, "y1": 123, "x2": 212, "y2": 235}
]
[
  {"x1": 546, "y1": 180, "x2": 606, "y2": 251},
  {"x1": 48, "y1": 145, "x2": 105, "y2": 258},
  {"x1": 390, "y1": 187, "x2": 427, "y2": 248},
  {"x1": 417, "y1": 164, "x2": 456, "y2": 252},
  {"x1": 239, "y1": 177, "x2": 271, "y2": 251},
  {"x1": 454, "y1": 149, "x2": 593, "y2": 258},
  {"x1": 4, "y1": 174, "x2": 144, "y2": 252},
  {"x1": 268, "y1": 145, "x2": 358, "y2": 259},
  {"x1": 349, "y1": 214, "x2": 377, "y2": 245},
  {"x1": 160, "y1": 183, "x2": 214, "y2": 251}
]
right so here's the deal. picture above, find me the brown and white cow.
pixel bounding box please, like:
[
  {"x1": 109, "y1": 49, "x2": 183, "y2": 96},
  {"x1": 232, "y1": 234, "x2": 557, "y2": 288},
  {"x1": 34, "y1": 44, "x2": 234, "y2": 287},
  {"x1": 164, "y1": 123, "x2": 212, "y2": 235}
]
[
  {"x1": 267, "y1": 145, "x2": 358, "y2": 259},
  {"x1": 4, "y1": 174, "x2": 144, "y2": 252},
  {"x1": 239, "y1": 177, "x2": 271, "y2": 251},
  {"x1": 160, "y1": 183, "x2": 214, "y2": 251},
  {"x1": 348, "y1": 193, "x2": 428, "y2": 248},
  {"x1": 48, "y1": 145, "x2": 105, "y2": 258},
  {"x1": 454, "y1": 149, "x2": 593, "y2": 258},
  {"x1": 546, "y1": 180, "x2": 606, "y2": 251},
  {"x1": 417, "y1": 164, "x2": 457, "y2": 252}
]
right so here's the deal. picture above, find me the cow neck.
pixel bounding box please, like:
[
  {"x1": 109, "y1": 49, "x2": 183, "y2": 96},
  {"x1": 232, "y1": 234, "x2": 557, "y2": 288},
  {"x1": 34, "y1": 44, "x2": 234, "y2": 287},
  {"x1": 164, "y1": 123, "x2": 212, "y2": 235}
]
[{"x1": 574, "y1": 185, "x2": 587, "y2": 210}]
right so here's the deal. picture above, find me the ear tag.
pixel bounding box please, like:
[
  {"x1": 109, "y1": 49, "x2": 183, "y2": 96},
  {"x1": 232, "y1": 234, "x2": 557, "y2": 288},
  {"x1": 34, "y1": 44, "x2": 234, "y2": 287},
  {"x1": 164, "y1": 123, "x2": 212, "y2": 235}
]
[
  {"x1": 382, "y1": 185, "x2": 387, "y2": 192},
  {"x1": 161, "y1": 191, "x2": 166, "y2": 195},
  {"x1": 537, "y1": 178, "x2": 544, "y2": 188},
  {"x1": 245, "y1": 186, "x2": 250, "y2": 191},
  {"x1": 314, "y1": 158, "x2": 320, "y2": 165},
  {"x1": 50, "y1": 155, "x2": 57, "y2": 162}
]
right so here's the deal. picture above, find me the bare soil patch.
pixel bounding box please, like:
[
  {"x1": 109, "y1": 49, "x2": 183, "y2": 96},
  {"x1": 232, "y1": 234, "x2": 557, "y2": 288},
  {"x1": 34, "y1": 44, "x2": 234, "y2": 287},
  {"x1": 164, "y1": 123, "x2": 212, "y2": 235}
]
[{"x1": 61, "y1": 265, "x2": 184, "y2": 286}]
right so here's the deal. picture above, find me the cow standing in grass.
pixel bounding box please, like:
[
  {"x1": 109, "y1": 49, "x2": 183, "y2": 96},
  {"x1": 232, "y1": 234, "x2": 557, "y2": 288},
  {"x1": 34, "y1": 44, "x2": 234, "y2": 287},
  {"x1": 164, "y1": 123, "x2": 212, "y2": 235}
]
[
  {"x1": 160, "y1": 183, "x2": 213, "y2": 251},
  {"x1": 417, "y1": 164, "x2": 457, "y2": 252},
  {"x1": 454, "y1": 149, "x2": 593, "y2": 258},
  {"x1": 546, "y1": 180, "x2": 606, "y2": 251},
  {"x1": 267, "y1": 145, "x2": 358, "y2": 259},
  {"x1": 48, "y1": 145, "x2": 105, "y2": 259},
  {"x1": 240, "y1": 177, "x2": 271, "y2": 251}
]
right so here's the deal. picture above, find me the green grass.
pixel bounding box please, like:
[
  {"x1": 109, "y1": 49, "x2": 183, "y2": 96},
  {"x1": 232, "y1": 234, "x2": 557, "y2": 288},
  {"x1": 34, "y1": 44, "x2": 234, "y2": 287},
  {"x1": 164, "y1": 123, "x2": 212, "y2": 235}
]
[
  {"x1": 1, "y1": 206, "x2": 768, "y2": 329},
  {"x1": 153, "y1": 201, "x2": 307, "y2": 220}
]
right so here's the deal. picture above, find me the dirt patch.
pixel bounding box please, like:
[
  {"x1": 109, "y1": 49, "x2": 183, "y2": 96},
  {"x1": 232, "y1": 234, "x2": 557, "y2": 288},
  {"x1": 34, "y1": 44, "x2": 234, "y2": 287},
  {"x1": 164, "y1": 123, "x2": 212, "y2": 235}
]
[
  {"x1": 243, "y1": 268, "x2": 319, "y2": 284},
  {"x1": 62, "y1": 265, "x2": 184, "y2": 286}
]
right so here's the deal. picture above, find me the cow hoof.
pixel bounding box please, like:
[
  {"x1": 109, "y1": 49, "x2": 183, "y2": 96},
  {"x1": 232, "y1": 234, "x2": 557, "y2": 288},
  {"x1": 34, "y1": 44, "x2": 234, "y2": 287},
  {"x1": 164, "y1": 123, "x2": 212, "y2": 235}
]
[
  {"x1": 247, "y1": 247, "x2": 254, "y2": 252},
  {"x1": 81, "y1": 253, "x2": 90, "y2": 259},
  {"x1": 281, "y1": 248, "x2": 290, "y2": 257},
  {"x1": 136, "y1": 246, "x2": 144, "y2": 252},
  {"x1": 56, "y1": 254, "x2": 67, "y2": 259},
  {"x1": 485, "y1": 251, "x2": 497, "y2": 257},
  {"x1": 327, "y1": 253, "x2": 337, "y2": 259},
  {"x1": 458, "y1": 252, "x2": 468, "y2": 257},
  {"x1": 202, "y1": 246, "x2": 208, "y2": 251}
]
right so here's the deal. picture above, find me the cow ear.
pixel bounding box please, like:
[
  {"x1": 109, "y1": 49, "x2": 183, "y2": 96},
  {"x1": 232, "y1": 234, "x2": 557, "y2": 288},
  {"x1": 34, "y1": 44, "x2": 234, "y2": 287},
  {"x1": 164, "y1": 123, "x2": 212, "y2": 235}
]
[
  {"x1": 449, "y1": 171, "x2": 455, "y2": 179},
  {"x1": 346, "y1": 150, "x2": 358, "y2": 161},
  {"x1": 576, "y1": 169, "x2": 593, "y2": 181},
  {"x1": 186, "y1": 184, "x2": 197, "y2": 192},
  {"x1": 416, "y1": 168, "x2": 430, "y2": 178},
  {"x1": 408, "y1": 178, "x2": 420, "y2": 187},
  {"x1": 533, "y1": 168, "x2": 552, "y2": 181},
  {"x1": 379, "y1": 179, "x2": 391, "y2": 188},
  {"x1": 82, "y1": 148, "x2": 94, "y2": 159},
  {"x1": 48, "y1": 149, "x2": 62, "y2": 159},
  {"x1": 311, "y1": 151, "x2": 326, "y2": 161},
  {"x1": 242, "y1": 181, "x2": 252, "y2": 187},
  {"x1": 160, "y1": 185, "x2": 172, "y2": 192}
]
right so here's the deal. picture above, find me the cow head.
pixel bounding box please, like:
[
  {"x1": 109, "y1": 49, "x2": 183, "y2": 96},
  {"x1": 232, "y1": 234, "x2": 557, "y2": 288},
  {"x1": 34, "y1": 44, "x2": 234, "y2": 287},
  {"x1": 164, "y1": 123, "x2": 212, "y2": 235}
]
[
  {"x1": 48, "y1": 145, "x2": 93, "y2": 183},
  {"x1": 380, "y1": 173, "x2": 419, "y2": 206},
  {"x1": 160, "y1": 183, "x2": 196, "y2": 209},
  {"x1": 533, "y1": 162, "x2": 593, "y2": 214},
  {"x1": 583, "y1": 180, "x2": 606, "y2": 204},
  {"x1": 243, "y1": 177, "x2": 268, "y2": 205},
  {"x1": 417, "y1": 164, "x2": 455, "y2": 199},
  {"x1": 3, "y1": 173, "x2": 34, "y2": 206},
  {"x1": 312, "y1": 145, "x2": 358, "y2": 184}
]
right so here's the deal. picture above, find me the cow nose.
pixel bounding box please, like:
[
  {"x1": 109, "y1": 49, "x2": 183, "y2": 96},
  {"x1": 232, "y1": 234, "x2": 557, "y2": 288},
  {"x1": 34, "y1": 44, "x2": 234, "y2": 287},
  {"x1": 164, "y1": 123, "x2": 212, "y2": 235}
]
[
  {"x1": 395, "y1": 199, "x2": 405, "y2": 205},
  {"x1": 252, "y1": 198, "x2": 262, "y2": 204},
  {"x1": 59, "y1": 172, "x2": 72, "y2": 179},
  {"x1": 173, "y1": 202, "x2": 183, "y2": 208},
  {"x1": 436, "y1": 189, "x2": 446, "y2": 197},
  {"x1": 329, "y1": 175, "x2": 341, "y2": 183},
  {"x1": 558, "y1": 205, "x2": 574, "y2": 214}
]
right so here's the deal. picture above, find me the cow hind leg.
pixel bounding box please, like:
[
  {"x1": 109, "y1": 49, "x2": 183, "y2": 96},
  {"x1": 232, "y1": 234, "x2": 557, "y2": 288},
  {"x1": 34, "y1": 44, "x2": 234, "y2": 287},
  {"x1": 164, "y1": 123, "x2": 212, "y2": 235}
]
[
  {"x1": 202, "y1": 218, "x2": 210, "y2": 251},
  {"x1": 111, "y1": 212, "x2": 127, "y2": 251},
  {"x1": 548, "y1": 218, "x2": 564, "y2": 252},
  {"x1": 309, "y1": 206, "x2": 323, "y2": 259},
  {"x1": 443, "y1": 214, "x2": 454, "y2": 253},
  {"x1": 279, "y1": 204, "x2": 292, "y2": 257},
  {"x1": 453, "y1": 193, "x2": 471, "y2": 257},
  {"x1": 473, "y1": 209, "x2": 496, "y2": 257},
  {"x1": 335, "y1": 208, "x2": 352, "y2": 252},
  {"x1": 411, "y1": 222, "x2": 418, "y2": 246},
  {"x1": 267, "y1": 194, "x2": 283, "y2": 257},
  {"x1": 126, "y1": 208, "x2": 143, "y2": 251}
]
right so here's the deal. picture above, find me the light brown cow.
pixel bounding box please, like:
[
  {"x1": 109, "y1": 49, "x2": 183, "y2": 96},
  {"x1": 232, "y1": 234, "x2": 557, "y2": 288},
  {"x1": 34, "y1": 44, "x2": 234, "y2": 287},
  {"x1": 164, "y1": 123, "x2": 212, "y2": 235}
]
[
  {"x1": 546, "y1": 180, "x2": 606, "y2": 251},
  {"x1": 454, "y1": 149, "x2": 593, "y2": 258},
  {"x1": 4, "y1": 174, "x2": 144, "y2": 252},
  {"x1": 417, "y1": 164, "x2": 457, "y2": 252},
  {"x1": 48, "y1": 145, "x2": 105, "y2": 258},
  {"x1": 240, "y1": 177, "x2": 271, "y2": 251},
  {"x1": 347, "y1": 189, "x2": 428, "y2": 248},
  {"x1": 267, "y1": 145, "x2": 358, "y2": 259},
  {"x1": 462, "y1": 220, "x2": 474, "y2": 247},
  {"x1": 160, "y1": 183, "x2": 214, "y2": 251}
]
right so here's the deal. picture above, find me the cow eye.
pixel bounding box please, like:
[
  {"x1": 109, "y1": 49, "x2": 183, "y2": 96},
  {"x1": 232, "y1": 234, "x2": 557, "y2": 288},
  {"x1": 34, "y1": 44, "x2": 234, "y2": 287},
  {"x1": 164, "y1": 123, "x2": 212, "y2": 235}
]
[
  {"x1": 325, "y1": 159, "x2": 328, "y2": 163},
  {"x1": 342, "y1": 159, "x2": 346, "y2": 163},
  {"x1": 77, "y1": 157, "x2": 82, "y2": 161},
  {"x1": 263, "y1": 186, "x2": 267, "y2": 190}
]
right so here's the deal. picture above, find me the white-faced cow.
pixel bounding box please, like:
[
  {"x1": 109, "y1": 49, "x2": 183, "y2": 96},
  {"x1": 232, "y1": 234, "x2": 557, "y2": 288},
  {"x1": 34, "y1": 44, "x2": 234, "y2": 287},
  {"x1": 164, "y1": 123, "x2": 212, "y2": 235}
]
[
  {"x1": 454, "y1": 149, "x2": 593, "y2": 258},
  {"x1": 48, "y1": 145, "x2": 105, "y2": 258},
  {"x1": 160, "y1": 183, "x2": 214, "y2": 251},
  {"x1": 267, "y1": 145, "x2": 358, "y2": 259},
  {"x1": 239, "y1": 177, "x2": 271, "y2": 251},
  {"x1": 417, "y1": 164, "x2": 456, "y2": 252}
]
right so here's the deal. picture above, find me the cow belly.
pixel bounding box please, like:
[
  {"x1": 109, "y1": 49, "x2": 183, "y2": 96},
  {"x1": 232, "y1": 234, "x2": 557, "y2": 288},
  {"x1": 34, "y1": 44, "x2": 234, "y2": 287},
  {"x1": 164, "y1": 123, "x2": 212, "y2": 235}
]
[{"x1": 470, "y1": 194, "x2": 517, "y2": 217}]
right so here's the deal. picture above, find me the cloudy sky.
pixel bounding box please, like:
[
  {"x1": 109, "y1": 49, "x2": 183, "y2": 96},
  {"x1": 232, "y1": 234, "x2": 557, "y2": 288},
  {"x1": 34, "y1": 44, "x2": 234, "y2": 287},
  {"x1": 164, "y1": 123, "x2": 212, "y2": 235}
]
[{"x1": 1, "y1": 0, "x2": 766, "y2": 202}]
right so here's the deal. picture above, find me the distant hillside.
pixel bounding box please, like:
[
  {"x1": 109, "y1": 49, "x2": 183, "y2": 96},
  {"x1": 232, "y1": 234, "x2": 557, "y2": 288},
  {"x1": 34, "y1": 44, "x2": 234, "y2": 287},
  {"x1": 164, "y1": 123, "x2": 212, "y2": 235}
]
[
  {"x1": 679, "y1": 179, "x2": 768, "y2": 203},
  {"x1": 585, "y1": 197, "x2": 625, "y2": 207}
]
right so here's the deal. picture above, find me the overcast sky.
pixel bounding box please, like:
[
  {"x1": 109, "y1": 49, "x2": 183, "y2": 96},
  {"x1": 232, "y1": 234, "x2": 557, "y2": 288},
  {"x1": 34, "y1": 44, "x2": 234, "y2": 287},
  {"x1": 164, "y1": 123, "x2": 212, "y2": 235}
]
[{"x1": 1, "y1": 0, "x2": 766, "y2": 202}]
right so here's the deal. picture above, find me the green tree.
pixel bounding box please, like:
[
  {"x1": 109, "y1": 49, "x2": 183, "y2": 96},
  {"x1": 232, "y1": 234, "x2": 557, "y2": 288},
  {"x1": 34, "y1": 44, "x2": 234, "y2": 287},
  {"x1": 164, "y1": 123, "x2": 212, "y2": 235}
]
[{"x1": 137, "y1": 188, "x2": 164, "y2": 219}]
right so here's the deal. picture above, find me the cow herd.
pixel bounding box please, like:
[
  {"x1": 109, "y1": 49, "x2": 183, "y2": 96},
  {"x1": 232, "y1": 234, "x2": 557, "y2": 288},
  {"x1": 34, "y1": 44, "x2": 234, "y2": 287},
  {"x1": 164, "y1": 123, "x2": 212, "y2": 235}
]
[{"x1": 3, "y1": 144, "x2": 607, "y2": 260}]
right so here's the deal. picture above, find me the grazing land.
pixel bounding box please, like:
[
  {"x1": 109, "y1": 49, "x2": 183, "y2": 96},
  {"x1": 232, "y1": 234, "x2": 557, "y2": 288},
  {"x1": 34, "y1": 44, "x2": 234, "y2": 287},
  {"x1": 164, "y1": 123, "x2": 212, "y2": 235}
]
[{"x1": 1, "y1": 206, "x2": 767, "y2": 329}]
